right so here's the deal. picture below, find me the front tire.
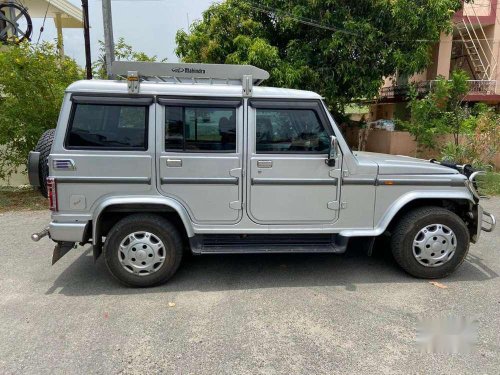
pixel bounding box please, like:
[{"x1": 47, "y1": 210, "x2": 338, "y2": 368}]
[
  {"x1": 391, "y1": 206, "x2": 470, "y2": 279},
  {"x1": 104, "y1": 214, "x2": 183, "y2": 287}
]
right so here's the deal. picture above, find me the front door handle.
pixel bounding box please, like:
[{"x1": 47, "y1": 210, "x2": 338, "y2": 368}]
[
  {"x1": 257, "y1": 160, "x2": 273, "y2": 168},
  {"x1": 166, "y1": 159, "x2": 182, "y2": 167}
]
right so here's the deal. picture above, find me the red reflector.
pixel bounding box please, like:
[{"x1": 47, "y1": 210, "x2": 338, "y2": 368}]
[{"x1": 47, "y1": 178, "x2": 58, "y2": 211}]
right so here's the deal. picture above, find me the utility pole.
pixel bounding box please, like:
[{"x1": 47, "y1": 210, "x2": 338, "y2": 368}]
[
  {"x1": 102, "y1": 0, "x2": 115, "y2": 79},
  {"x1": 81, "y1": 0, "x2": 92, "y2": 79}
]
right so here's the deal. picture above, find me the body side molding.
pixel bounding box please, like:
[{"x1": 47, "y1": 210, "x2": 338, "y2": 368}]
[
  {"x1": 57, "y1": 176, "x2": 151, "y2": 184},
  {"x1": 161, "y1": 177, "x2": 238, "y2": 185},
  {"x1": 252, "y1": 178, "x2": 338, "y2": 186},
  {"x1": 342, "y1": 175, "x2": 466, "y2": 187}
]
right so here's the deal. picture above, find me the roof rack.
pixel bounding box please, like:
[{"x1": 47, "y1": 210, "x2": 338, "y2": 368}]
[{"x1": 109, "y1": 61, "x2": 270, "y2": 97}]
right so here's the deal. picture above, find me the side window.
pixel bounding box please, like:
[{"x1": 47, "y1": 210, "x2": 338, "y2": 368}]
[
  {"x1": 165, "y1": 106, "x2": 236, "y2": 152},
  {"x1": 66, "y1": 104, "x2": 148, "y2": 150},
  {"x1": 256, "y1": 109, "x2": 330, "y2": 153}
]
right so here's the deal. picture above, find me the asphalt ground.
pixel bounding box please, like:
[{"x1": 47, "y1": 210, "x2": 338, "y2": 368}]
[{"x1": 0, "y1": 199, "x2": 499, "y2": 374}]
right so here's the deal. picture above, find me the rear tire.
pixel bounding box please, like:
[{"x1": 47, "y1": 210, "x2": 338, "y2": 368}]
[
  {"x1": 391, "y1": 206, "x2": 469, "y2": 279},
  {"x1": 34, "y1": 129, "x2": 55, "y2": 198},
  {"x1": 104, "y1": 214, "x2": 183, "y2": 287}
]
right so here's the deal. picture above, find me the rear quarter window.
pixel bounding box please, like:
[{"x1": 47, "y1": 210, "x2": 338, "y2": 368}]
[{"x1": 66, "y1": 103, "x2": 148, "y2": 150}]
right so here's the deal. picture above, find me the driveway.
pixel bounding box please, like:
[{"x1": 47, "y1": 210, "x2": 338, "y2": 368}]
[{"x1": 0, "y1": 199, "x2": 499, "y2": 374}]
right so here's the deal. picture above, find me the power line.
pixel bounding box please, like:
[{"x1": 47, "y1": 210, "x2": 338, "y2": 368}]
[
  {"x1": 249, "y1": 1, "x2": 500, "y2": 45},
  {"x1": 36, "y1": 0, "x2": 50, "y2": 44},
  {"x1": 249, "y1": 2, "x2": 361, "y2": 37}
]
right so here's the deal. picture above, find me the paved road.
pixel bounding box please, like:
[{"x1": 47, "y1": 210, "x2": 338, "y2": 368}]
[{"x1": 0, "y1": 200, "x2": 499, "y2": 375}]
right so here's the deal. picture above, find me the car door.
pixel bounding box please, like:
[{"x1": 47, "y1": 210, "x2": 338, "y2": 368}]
[
  {"x1": 157, "y1": 97, "x2": 244, "y2": 224},
  {"x1": 247, "y1": 100, "x2": 342, "y2": 224}
]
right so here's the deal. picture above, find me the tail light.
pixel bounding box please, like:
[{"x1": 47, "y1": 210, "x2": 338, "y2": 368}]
[{"x1": 47, "y1": 177, "x2": 58, "y2": 211}]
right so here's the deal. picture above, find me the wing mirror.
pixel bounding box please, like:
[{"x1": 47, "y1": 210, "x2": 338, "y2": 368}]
[{"x1": 326, "y1": 135, "x2": 339, "y2": 167}]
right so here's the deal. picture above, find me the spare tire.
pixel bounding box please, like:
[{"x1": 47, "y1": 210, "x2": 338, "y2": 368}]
[{"x1": 34, "y1": 129, "x2": 55, "y2": 198}]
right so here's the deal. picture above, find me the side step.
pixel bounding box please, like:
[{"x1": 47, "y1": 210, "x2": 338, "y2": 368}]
[{"x1": 189, "y1": 234, "x2": 349, "y2": 255}]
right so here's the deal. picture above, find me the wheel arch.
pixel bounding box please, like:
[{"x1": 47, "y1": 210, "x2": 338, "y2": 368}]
[
  {"x1": 92, "y1": 196, "x2": 195, "y2": 247},
  {"x1": 339, "y1": 191, "x2": 474, "y2": 237}
]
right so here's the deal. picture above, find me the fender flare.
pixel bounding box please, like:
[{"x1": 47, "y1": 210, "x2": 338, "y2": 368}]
[
  {"x1": 339, "y1": 190, "x2": 474, "y2": 237},
  {"x1": 92, "y1": 196, "x2": 195, "y2": 245}
]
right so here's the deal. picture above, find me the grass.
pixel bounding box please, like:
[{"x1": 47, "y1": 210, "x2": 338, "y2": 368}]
[
  {"x1": 0, "y1": 186, "x2": 47, "y2": 212},
  {"x1": 476, "y1": 172, "x2": 500, "y2": 196}
]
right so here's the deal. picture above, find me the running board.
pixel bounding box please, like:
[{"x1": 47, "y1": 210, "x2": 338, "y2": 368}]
[{"x1": 189, "y1": 234, "x2": 349, "y2": 255}]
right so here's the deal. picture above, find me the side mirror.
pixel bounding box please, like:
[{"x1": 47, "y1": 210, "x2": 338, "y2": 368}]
[{"x1": 326, "y1": 135, "x2": 338, "y2": 167}]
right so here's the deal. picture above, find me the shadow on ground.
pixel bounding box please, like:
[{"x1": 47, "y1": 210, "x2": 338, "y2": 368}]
[{"x1": 45, "y1": 238, "x2": 498, "y2": 296}]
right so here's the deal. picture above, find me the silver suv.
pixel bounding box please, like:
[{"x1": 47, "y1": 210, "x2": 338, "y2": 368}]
[{"x1": 28, "y1": 62, "x2": 496, "y2": 287}]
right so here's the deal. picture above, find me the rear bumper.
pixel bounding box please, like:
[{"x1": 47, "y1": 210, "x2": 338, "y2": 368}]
[{"x1": 49, "y1": 222, "x2": 89, "y2": 243}]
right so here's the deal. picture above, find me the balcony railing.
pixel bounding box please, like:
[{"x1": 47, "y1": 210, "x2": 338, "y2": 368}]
[
  {"x1": 467, "y1": 80, "x2": 497, "y2": 94},
  {"x1": 379, "y1": 80, "x2": 497, "y2": 100}
]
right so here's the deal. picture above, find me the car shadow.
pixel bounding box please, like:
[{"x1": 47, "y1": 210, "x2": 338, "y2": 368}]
[{"x1": 45, "y1": 239, "x2": 499, "y2": 296}]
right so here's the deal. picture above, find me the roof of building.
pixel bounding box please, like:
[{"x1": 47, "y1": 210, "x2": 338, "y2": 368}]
[
  {"x1": 65, "y1": 80, "x2": 323, "y2": 100},
  {"x1": 22, "y1": 0, "x2": 83, "y2": 28}
]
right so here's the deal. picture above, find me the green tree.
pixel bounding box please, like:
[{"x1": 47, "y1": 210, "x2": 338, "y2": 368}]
[
  {"x1": 175, "y1": 0, "x2": 464, "y2": 114},
  {"x1": 93, "y1": 37, "x2": 166, "y2": 79},
  {"x1": 400, "y1": 70, "x2": 470, "y2": 153},
  {"x1": 0, "y1": 42, "x2": 83, "y2": 179}
]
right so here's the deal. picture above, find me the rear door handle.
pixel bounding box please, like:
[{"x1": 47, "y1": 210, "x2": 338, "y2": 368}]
[
  {"x1": 166, "y1": 159, "x2": 182, "y2": 167},
  {"x1": 257, "y1": 160, "x2": 273, "y2": 168}
]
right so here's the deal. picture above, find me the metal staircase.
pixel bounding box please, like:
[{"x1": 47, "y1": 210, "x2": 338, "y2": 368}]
[{"x1": 454, "y1": 5, "x2": 497, "y2": 81}]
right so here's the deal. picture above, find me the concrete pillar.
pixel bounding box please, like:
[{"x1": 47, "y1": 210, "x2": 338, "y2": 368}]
[
  {"x1": 436, "y1": 32, "x2": 453, "y2": 79},
  {"x1": 55, "y1": 13, "x2": 64, "y2": 57},
  {"x1": 493, "y1": 16, "x2": 500, "y2": 94}
]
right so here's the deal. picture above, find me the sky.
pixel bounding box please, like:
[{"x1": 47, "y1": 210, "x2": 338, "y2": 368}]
[{"x1": 30, "y1": 0, "x2": 216, "y2": 67}]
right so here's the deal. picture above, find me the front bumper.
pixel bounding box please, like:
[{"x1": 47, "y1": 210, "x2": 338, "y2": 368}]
[
  {"x1": 474, "y1": 204, "x2": 496, "y2": 242},
  {"x1": 480, "y1": 207, "x2": 496, "y2": 233}
]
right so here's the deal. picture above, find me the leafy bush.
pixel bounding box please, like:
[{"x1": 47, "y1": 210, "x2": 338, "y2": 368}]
[
  {"x1": 399, "y1": 70, "x2": 470, "y2": 154},
  {"x1": 441, "y1": 107, "x2": 499, "y2": 169},
  {"x1": 0, "y1": 42, "x2": 83, "y2": 179}
]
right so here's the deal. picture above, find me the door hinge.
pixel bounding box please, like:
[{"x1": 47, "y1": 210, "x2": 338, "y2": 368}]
[
  {"x1": 229, "y1": 168, "x2": 242, "y2": 178},
  {"x1": 329, "y1": 169, "x2": 339, "y2": 178},
  {"x1": 327, "y1": 201, "x2": 339, "y2": 210},
  {"x1": 328, "y1": 201, "x2": 347, "y2": 210},
  {"x1": 230, "y1": 201, "x2": 242, "y2": 210}
]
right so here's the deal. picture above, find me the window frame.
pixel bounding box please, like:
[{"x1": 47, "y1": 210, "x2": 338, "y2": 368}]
[
  {"x1": 249, "y1": 99, "x2": 334, "y2": 155},
  {"x1": 160, "y1": 97, "x2": 242, "y2": 154},
  {"x1": 65, "y1": 96, "x2": 152, "y2": 151}
]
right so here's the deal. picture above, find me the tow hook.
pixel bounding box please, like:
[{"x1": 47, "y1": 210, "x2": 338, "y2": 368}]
[{"x1": 31, "y1": 227, "x2": 49, "y2": 242}]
